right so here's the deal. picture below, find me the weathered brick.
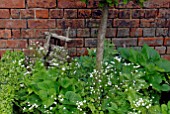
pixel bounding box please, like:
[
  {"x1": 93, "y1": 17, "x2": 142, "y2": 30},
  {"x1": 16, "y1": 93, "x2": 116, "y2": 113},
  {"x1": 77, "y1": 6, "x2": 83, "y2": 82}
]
[
  {"x1": 67, "y1": 38, "x2": 84, "y2": 48},
  {"x1": 91, "y1": 28, "x2": 98, "y2": 37},
  {"x1": 57, "y1": 19, "x2": 84, "y2": 29},
  {"x1": 28, "y1": 19, "x2": 56, "y2": 29},
  {"x1": 106, "y1": 28, "x2": 117, "y2": 38},
  {"x1": 158, "y1": 9, "x2": 170, "y2": 19},
  {"x1": 108, "y1": 9, "x2": 118, "y2": 19},
  {"x1": 7, "y1": 40, "x2": 27, "y2": 48},
  {"x1": 143, "y1": 28, "x2": 156, "y2": 37},
  {"x1": 166, "y1": 47, "x2": 170, "y2": 54},
  {"x1": 164, "y1": 38, "x2": 170, "y2": 46},
  {"x1": 92, "y1": 9, "x2": 102, "y2": 19},
  {"x1": 0, "y1": 20, "x2": 26, "y2": 29},
  {"x1": 0, "y1": 0, "x2": 25, "y2": 8},
  {"x1": 0, "y1": 9, "x2": 10, "y2": 19},
  {"x1": 140, "y1": 19, "x2": 166, "y2": 28},
  {"x1": 68, "y1": 48, "x2": 76, "y2": 57},
  {"x1": 156, "y1": 28, "x2": 168, "y2": 37},
  {"x1": 36, "y1": 9, "x2": 49, "y2": 19},
  {"x1": 77, "y1": 28, "x2": 90, "y2": 37},
  {"x1": 21, "y1": 29, "x2": 35, "y2": 38},
  {"x1": 76, "y1": 48, "x2": 88, "y2": 56},
  {"x1": 78, "y1": 9, "x2": 92, "y2": 19},
  {"x1": 35, "y1": 29, "x2": 49, "y2": 38},
  {"x1": 58, "y1": 0, "x2": 86, "y2": 8},
  {"x1": 130, "y1": 28, "x2": 143, "y2": 37},
  {"x1": 64, "y1": 9, "x2": 77, "y2": 19},
  {"x1": 11, "y1": 9, "x2": 20, "y2": 19},
  {"x1": 86, "y1": 19, "x2": 112, "y2": 28},
  {"x1": 117, "y1": 1, "x2": 140, "y2": 8},
  {"x1": 114, "y1": 19, "x2": 139, "y2": 28},
  {"x1": 144, "y1": 0, "x2": 169, "y2": 8},
  {"x1": 0, "y1": 40, "x2": 7, "y2": 48},
  {"x1": 155, "y1": 46, "x2": 166, "y2": 54},
  {"x1": 138, "y1": 37, "x2": 163, "y2": 46},
  {"x1": 50, "y1": 9, "x2": 63, "y2": 19},
  {"x1": 85, "y1": 38, "x2": 97, "y2": 47},
  {"x1": 119, "y1": 9, "x2": 130, "y2": 19},
  {"x1": 0, "y1": 30, "x2": 11, "y2": 38},
  {"x1": 20, "y1": 9, "x2": 34, "y2": 19},
  {"x1": 112, "y1": 38, "x2": 137, "y2": 47},
  {"x1": 117, "y1": 28, "x2": 130, "y2": 37},
  {"x1": 161, "y1": 55, "x2": 170, "y2": 61},
  {"x1": 27, "y1": 0, "x2": 56, "y2": 8},
  {"x1": 132, "y1": 9, "x2": 145, "y2": 19},
  {"x1": 144, "y1": 9, "x2": 158, "y2": 18},
  {"x1": 87, "y1": 0, "x2": 99, "y2": 8},
  {"x1": 12, "y1": 29, "x2": 21, "y2": 38}
]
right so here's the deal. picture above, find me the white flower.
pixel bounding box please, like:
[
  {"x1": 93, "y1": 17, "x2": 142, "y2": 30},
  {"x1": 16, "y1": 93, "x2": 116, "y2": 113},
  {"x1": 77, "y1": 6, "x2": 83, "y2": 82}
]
[
  {"x1": 62, "y1": 67, "x2": 66, "y2": 71},
  {"x1": 50, "y1": 107, "x2": 53, "y2": 110}
]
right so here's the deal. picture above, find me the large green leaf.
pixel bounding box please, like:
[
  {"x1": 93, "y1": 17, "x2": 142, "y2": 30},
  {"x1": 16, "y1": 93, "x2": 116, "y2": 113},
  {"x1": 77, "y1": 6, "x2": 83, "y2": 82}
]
[
  {"x1": 156, "y1": 59, "x2": 170, "y2": 72},
  {"x1": 65, "y1": 91, "x2": 82, "y2": 103},
  {"x1": 60, "y1": 77, "x2": 73, "y2": 88},
  {"x1": 161, "y1": 84, "x2": 170, "y2": 91}
]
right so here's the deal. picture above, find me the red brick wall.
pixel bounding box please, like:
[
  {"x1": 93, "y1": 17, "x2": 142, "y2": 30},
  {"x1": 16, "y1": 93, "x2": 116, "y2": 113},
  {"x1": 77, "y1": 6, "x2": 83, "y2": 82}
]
[{"x1": 0, "y1": 0, "x2": 169, "y2": 59}]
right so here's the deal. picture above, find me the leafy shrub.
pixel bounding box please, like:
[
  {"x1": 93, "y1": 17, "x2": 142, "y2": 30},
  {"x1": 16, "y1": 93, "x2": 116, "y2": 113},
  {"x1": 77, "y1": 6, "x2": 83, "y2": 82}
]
[
  {"x1": 12, "y1": 44, "x2": 170, "y2": 114},
  {"x1": 0, "y1": 51, "x2": 26, "y2": 114}
]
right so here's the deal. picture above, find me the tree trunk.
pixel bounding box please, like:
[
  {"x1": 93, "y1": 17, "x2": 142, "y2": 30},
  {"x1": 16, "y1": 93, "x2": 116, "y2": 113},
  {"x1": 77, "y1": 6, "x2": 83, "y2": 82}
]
[{"x1": 96, "y1": 4, "x2": 109, "y2": 71}]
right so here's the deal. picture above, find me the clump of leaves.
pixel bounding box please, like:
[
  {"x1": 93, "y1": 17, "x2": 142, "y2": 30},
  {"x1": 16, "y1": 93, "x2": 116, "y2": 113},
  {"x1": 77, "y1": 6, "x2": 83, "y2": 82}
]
[{"x1": 0, "y1": 51, "x2": 26, "y2": 114}]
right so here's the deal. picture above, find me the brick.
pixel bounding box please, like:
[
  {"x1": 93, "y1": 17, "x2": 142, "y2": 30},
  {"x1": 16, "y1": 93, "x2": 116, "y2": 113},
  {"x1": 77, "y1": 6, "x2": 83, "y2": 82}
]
[
  {"x1": 161, "y1": 55, "x2": 170, "y2": 61},
  {"x1": 36, "y1": 9, "x2": 48, "y2": 19},
  {"x1": 21, "y1": 29, "x2": 35, "y2": 38},
  {"x1": 64, "y1": 9, "x2": 77, "y2": 19},
  {"x1": 92, "y1": 9, "x2": 102, "y2": 19},
  {"x1": 118, "y1": 9, "x2": 130, "y2": 19},
  {"x1": 0, "y1": 20, "x2": 26, "y2": 29},
  {"x1": 155, "y1": 46, "x2": 166, "y2": 54},
  {"x1": 57, "y1": 19, "x2": 84, "y2": 29},
  {"x1": 138, "y1": 38, "x2": 163, "y2": 46},
  {"x1": 85, "y1": 38, "x2": 97, "y2": 47},
  {"x1": 77, "y1": 48, "x2": 88, "y2": 56},
  {"x1": 11, "y1": 9, "x2": 20, "y2": 19},
  {"x1": 35, "y1": 29, "x2": 49, "y2": 38},
  {"x1": 58, "y1": 0, "x2": 86, "y2": 8},
  {"x1": 91, "y1": 28, "x2": 98, "y2": 38},
  {"x1": 144, "y1": 0, "x2": 169, "y2": 8},
  {"x1": 130, "y1": 28, "x2": 143, "y2": 37},
  {"x1": 0, "y1": 30, "x2": 11, "y2": 38},
  {"x1": 164, "y1": 38, "x2": 170, "y2": 46},
  {"x1": 0, "y1": 9, "x2": 10, "y2": 19},
  {"x1": 117, "y1": 1, "x2": 140, "y2": 8},
  {"x1": 86, "y1": 19, "x2": 112, "y2": 28},
  {"x1": 143, "y1": 28, "x2": 156, "y2": 37},
  {"x1": 67, "y1": 38, "x2": 84, "y2": 48},
  {"x1": 87, "y1": 0, "x2": 99, "y2": 8},
  {"x1": 78, "y1": 9, "x2": 92, "y2": 19},
  {"x1": 144, "y1": 9, "x2": 158, "y2": 18},
  {"x1": 132, "y1": 9, "x2": 145, "y2": 19},
  {"x1": 112, "y1": 38, "x2": 137, "y2": 47},
  {"x1": 0, "y1": 0, "x2": 25, "y2": 8},
  {"x1": 27, "y1": 0, "x2": 56, "y2": 8},
  {"x1": 140, "y1": 19, "x2": 166, "y2": 28},
  {"x1": 114, "y1": 19, "x2": 139, "y2": 28},
  {"x1": 6, "y1": 40, "x2": 27, "y2": 48},
  {"x1": 0, "y1": 40, "x2": 7, "y2": 48},
  {"x1": 117, "y1": 28, "x2": 130, "y2": 37},
  {"x1": 28, "y1": 19, "x2": 56, "y2": 29},
  {"x1": 156, "y1": 28, "x2": 168, "y2": 37},
  {"x1": 20, "y1": 9, "x2": 34, "y2": 19},
  {"x1": 12, "y1": 29, "x2": 21, "y2": 38},
  {"x1": 77, "y1": 28, "x2": 90, "y2": 37},
  {"x1": 108, "y1": 9, "x2": 118, "y2": 19},
  {"x1": 50, "y1": 9, "x2": 63, "y2": 19},
  {"x1": 0, "y1": 50, "x2": 7, "y2": 57},
  {"x1": 68, "y1": 48, "x2": 76, "y2": 57},
  {"x1": 158, "y1": 9, "x2": 170, "y2": 19},
  {"x1": 106, "y1": 28, "x2": 117, "y2": 38},
  {"x1": 166, "y1": 47, "x2": 170, "y2": 54}
]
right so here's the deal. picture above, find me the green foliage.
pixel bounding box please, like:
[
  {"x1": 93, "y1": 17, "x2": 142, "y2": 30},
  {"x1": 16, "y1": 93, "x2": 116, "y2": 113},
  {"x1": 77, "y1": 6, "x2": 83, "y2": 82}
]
[{"x1": 0, "y1": 51, "x2": 26, "y2": 114}]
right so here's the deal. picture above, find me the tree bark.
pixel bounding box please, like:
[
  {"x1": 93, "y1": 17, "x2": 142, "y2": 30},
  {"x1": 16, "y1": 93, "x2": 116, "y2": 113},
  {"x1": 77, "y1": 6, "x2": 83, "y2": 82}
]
[{"x1": 96, "y1": 4, "x2": 109, "y2": 71}]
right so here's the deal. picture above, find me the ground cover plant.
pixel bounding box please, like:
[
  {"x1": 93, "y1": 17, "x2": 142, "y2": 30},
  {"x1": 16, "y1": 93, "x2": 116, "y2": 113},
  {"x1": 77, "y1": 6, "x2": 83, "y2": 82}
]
[{"x1": 1, "y1": 43, "x2": 170, "y2": 114}]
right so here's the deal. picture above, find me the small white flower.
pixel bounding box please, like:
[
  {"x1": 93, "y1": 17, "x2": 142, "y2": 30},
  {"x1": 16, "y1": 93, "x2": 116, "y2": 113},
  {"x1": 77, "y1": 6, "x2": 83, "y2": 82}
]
[
  {"x1": 50, "y1": 107, "x2": 53, "y2": 110},
  {"x1": 62, "y1": 67, "x2": 66, "y2": 71}
]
